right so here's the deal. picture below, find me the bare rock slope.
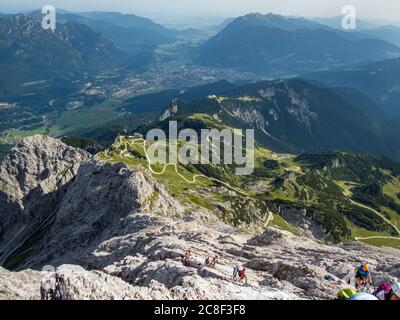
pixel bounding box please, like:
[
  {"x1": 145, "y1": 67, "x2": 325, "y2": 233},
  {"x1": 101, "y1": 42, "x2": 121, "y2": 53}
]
[
  {"x1": 0, "y1": 266, "x2": 42, "y2": 300},
  {"x1": 0, "y1": 135, "x2": 91, "y2": 267}
]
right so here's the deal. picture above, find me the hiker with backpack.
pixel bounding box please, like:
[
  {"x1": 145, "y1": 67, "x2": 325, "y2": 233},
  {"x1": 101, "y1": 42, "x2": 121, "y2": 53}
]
[
  {"x1": 232, "y1": 265, "x2": 239, "y2": 281},
  {"x1": 181, "y1": 250, "x2": 192, "y2": 266},
  {"x1": 204, "y1": 255, "x2": 218, "y2": 268},
  {"x1": 209, "y1": 255, "x2": 218, "y2": 268},
  {"x1": 354, "y1": 263, "x2": 373, "y2": 288},
  {"x1": 373, "y1": 282, "x2": 400, "y2": 300},
  {"x1": 238, "y1": 268, "x2": 248, "y2": 285}
]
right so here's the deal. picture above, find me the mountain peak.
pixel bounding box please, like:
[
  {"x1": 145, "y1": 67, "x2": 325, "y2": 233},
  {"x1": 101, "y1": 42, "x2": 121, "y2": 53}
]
[{"x1": 226, "y1": 12, "x2": 323, "y2": 32}]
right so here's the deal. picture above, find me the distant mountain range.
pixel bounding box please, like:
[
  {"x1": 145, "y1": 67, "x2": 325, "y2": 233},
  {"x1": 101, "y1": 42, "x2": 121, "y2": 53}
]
[
  {"x1": 198, "y1": 13, "x2": 400, "y2": 75},
  {"x1": 222, "y1": 12, "x2": 327, "y2": 31},
  {"x1": 28, "y1": 10, "x2": 178, "y2": 68},
  {"x1": 357, "y1": 26, "x2": 400, "y2": 46},
  {"x1": 302, "y1": 57, "x2": 400, "y2": 159},
  {"x1": 303, "y1": 57, "x2": 400, "y2": 117},
  {"x1": 2, "y1": 10, "x2": 400, "y2": 160},
  {"x1": 313, "y1": 16, "x2": 400, "y2": 47},
  {"x1": 0, "y1": 14, "x2": 125, "y2": 101}
]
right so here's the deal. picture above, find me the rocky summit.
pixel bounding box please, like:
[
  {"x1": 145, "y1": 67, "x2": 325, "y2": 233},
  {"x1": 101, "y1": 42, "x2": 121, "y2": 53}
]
[{"x1": 0, "y1": 135, "x2": 399, "y2": 300}]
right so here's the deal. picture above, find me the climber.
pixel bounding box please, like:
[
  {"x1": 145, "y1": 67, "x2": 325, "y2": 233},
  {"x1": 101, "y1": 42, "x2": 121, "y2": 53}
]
[
  {"x1": 209, "y1": 255, "x2": 218, "y2": 268},
  {"x1": 232, "y1": 265, "x2": 239, "y2": 281},
  {"x1": 205, "y1": 256, "x2": 212, "y2": 267},
  {"x1": 354, "y1": 263, "x2": 372, "y2": 288},
  {"x1": 181, "y1": 254, "x2": 187, "y2": 266},
  {"x1": 373, "y1": 282, "x2": 400, "y2": 300},
  {"x1": 238, "y1": 268, "x2": 248, "y2": 285},
  {"x1": 181, "y1": 250, "x2": 192, "y2": 266}
]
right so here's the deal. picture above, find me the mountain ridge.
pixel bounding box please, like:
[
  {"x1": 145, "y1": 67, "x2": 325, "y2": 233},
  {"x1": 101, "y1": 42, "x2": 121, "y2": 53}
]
[
  {"x1": 0, "y1": 14, "x2": 126, "y2": 100},
  {"x1": 155, "y1": 79, "x2": 393, "y2": 157},
  {"x1": 198, "y1": 12, "x2": 400, "y2": 75}
]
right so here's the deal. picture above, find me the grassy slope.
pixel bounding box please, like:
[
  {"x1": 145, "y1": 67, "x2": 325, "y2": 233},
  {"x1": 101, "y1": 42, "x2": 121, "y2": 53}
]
[
  {"x1": 99, "y1": 125, "x2": 400, "y2": 250},
  {"x1": 138, "y1": 107, "x2": 400, "y2": 245}
]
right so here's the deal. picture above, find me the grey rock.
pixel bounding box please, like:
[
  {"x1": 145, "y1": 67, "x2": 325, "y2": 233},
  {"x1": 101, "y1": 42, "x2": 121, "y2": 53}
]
[
  {"x1": 17, "y1": 160, "x2": 183, "y2": 268},
  {"x1": 0, "y1": 135, "x2": 91, "y2": 267},
  {"x1": 0, "y1": 266, "x2": 42, "y2": 300}
]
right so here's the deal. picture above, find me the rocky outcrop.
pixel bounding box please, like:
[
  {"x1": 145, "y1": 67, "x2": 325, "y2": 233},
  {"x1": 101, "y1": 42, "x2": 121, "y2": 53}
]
[
  {"x1": 20, "y1": 160, "x2": 183, "y2": 268},
  {"x1": 275, "y1": 204, "x2": 325, "y2": 241},
  {"x1": 40, "y1": 264, "x2": 164, "y2": 300},
  {"x1": 0, "y1": 135, "x2": 91, "y2": 267},
  {"x1": 159, "y1": 98, "x2": 180, "y2": 121},
  {"x1": 0, "y1": 136, "x2": 183, "y2": 269},
  {"x1": 0, "y1": 135, "x2": 90, "y2": 202},
  {"x1": 0, "y1": 267, "x2": 42, "y2": 300}
]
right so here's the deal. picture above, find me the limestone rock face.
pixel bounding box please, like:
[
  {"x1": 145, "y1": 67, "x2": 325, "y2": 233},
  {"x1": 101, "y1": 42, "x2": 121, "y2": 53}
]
[
  {"x1": 0, "y1": 135, "x2": 90, "y2": 202},
  {"x1": 248, "y1": 227, "x2": 299, "y2": 247},
  {"x1": 0, "y1": 135, "x2": 91, "y2": 267},
  {"x1": 0, "y1": 267, "x2": 42, "y2": 300},
  {"x1": 25, "y1": 160, "x2": 183, "y2": 268},
  {"x1": 40, "y1": 264, "x2": 163, "y2": 300}
]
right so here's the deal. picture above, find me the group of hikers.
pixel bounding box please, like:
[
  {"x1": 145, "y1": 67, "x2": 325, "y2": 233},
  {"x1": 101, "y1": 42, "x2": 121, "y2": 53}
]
[
  {"x1": 337, "y1": 262, "x2": 400, "y2": 301},
  {"x1": 181, "y1": 250, "x2": 219, "y2": 268},
  {"x1": 181, "y1": 251, "x2": 399, "y2": 299},
  {"x1": 180, "y1": 250, "x2": 248, "y2": 285}
]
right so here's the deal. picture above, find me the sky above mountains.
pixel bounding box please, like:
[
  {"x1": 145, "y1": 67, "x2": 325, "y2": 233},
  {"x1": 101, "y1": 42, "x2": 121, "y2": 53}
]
[{"x1": 1, "y1": 0, "x2": 399, "y2": 21}]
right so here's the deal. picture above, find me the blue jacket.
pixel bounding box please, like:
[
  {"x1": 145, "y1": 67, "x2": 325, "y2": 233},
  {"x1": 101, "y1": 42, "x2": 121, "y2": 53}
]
[{"x1": 356, "y1": 265, "x2": 370, "y2": 279}]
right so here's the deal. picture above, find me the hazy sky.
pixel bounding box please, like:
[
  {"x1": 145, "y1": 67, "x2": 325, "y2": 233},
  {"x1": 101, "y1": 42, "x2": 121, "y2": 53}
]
[{"x1": 1, "y1": 0, "x2": 399, "y2": 21}]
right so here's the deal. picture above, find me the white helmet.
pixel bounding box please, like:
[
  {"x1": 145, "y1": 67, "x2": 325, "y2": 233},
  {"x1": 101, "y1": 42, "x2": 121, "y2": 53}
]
[{"x1": 392, "y1": 282, "x2": 400, "y2": 298}]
